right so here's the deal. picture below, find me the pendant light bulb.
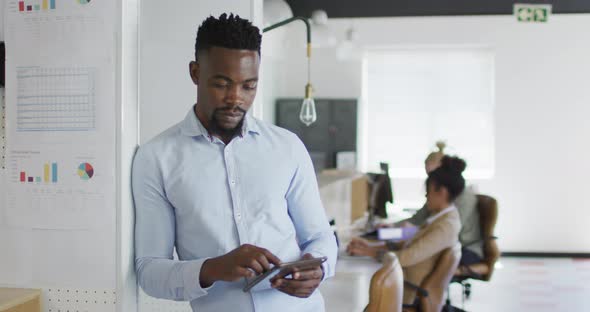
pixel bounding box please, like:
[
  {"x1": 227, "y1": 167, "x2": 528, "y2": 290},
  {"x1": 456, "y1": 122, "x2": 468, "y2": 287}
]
[{"x1": 300, "y1": 84, "x2": 316, "y2": 126}]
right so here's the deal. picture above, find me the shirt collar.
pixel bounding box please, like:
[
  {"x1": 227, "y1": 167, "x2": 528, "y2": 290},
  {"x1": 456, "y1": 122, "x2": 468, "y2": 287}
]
[
  {"x1": 425, "y1": 204, "x2": 456, "y2": 225},
  {"x1": 242, "y1": 113, "x2": 261, "y2": 136},
  {"x1": 180, "y1": 104, "x2": 261, "y2": 138}
]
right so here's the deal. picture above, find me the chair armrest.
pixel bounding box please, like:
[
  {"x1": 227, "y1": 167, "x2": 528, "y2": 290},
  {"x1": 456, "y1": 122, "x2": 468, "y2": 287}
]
[{"x1": 403, "y1": 281, "x2": 429, "y2": 297}]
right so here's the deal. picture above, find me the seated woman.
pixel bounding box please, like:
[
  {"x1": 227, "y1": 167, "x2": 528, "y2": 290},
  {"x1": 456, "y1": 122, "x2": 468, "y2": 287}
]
[
  {"x1": 347, "y1": 155, "x2": 465, "y2": 305},
  {"x1": 390, "y1": 143, "x2": 484, "y2": 268}
]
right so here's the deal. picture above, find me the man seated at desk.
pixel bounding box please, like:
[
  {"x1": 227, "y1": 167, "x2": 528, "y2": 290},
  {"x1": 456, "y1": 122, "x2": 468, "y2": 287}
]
[
  {"x1": 347, "y1": 155, "x2": 466, "y2": 305},
  {"x1": 378, "y1": 144, "x2": 484, "y2": 268}
]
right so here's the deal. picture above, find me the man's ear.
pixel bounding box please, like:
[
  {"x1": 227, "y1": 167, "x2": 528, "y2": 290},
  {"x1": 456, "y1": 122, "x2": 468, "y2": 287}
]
[{"x1": 189, "y1": 61, "x2": 200, "y2": 85}]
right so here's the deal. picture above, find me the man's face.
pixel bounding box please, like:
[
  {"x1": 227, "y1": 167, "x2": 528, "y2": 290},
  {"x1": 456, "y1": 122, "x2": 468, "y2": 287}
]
[{"x1": 190, "y1": 46, "x2": 260, "y2": 133}]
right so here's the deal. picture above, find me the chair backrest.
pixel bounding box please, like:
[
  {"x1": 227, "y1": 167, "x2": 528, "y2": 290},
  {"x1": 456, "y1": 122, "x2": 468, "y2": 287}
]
[
  {"x1": 365, "y1": 252, "x2": 403, "y2": 312},
  {"x1": 476, "y1": 194, "x2": 500, "y2": 281},
  {"x1": 419, "y1": 244, "x2": 462, "y2": 312}
]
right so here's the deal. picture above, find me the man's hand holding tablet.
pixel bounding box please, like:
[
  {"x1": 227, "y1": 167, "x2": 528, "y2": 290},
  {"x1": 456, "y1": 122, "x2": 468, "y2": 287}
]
[{"x1": 243, "y1": 254, "x2": 327, "y2": 298}]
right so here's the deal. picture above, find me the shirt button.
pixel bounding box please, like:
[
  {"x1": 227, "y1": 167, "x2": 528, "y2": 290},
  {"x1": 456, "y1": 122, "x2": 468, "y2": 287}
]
[{"x1": 231, "y1": 180, "x2": 236, "y2": 185}]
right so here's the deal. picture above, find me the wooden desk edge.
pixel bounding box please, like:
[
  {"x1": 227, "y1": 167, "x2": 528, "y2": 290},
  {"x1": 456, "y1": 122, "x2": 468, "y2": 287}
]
[{"x1": 0, "y1": 288, "x2": 42, "y2": 310}]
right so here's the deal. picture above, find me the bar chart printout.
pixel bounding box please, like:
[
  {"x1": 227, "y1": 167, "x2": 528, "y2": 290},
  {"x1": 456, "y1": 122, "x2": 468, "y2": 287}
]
[
  {"x1": 19, "y1": 162, "x2": 58, "y2": 183},
  {"x1": 18, "y1": 0, "x2": 56, "y2": 12},
  {"x1": 17, "y1": 67, "x2": 96, "y2": 132}
]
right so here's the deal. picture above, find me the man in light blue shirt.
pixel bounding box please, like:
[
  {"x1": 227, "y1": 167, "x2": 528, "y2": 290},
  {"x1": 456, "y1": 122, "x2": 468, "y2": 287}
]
[{"x1": 132, "y1": 13, "x2": 337, "y2": 311}]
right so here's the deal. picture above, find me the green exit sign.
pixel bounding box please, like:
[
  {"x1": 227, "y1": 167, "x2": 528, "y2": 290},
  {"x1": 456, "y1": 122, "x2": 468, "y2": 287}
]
[{"x1": 514, "y1": 4, "x2": 552, "y2": 23}]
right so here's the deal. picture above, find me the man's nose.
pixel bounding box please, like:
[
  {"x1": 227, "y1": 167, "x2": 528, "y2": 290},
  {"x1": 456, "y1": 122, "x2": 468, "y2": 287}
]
[{"x1": 225, "y1": 85, "x2": 244, "y2": 107}]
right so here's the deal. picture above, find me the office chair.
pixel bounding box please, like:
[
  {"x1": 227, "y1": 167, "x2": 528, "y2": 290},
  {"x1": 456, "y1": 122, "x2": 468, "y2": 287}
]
[
  {"x1": 365, "y1": 252, "x2": 403, "y2": 312},
  {"x1": 449, "y1": 194, "x2": 500, "y2": 308},
  {"x1": 402, "y1": 244, "x2": 462, "y2": 312}
]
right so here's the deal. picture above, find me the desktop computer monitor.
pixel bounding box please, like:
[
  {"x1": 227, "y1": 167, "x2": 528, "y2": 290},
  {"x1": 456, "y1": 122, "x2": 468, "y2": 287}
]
[{"x1": 365, "y1": 162, "x2": 393, "y2": 230}]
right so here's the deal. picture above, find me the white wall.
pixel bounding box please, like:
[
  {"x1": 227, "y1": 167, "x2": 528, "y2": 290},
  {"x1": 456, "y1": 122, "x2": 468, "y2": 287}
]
[
  {"x1": 0, "y1": 1, "x2": 4, "y2": 40},
  {"x1": 273, "y1": 15, "x2": 590, "y2": 253},
  {"x1": 259, "y1": 25, "x2": 287, "y2": 124},
  {"x1": 277, "y1": 47, "x2": 362, "y2": 99},
  {"x1": 139, "y1": 0, "x2": 262, "y2": 143}
]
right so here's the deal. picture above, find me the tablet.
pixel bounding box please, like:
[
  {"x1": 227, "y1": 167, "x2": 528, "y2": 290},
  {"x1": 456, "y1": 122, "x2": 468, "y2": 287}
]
[{"x1": 242, "y1": 256, "x2": 328, "y2": 292}]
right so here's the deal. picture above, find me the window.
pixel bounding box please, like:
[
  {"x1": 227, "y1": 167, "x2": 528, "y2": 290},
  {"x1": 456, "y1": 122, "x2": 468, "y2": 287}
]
[{"x1": 360, "y1": 47, "x2": 495, "y2": 179}]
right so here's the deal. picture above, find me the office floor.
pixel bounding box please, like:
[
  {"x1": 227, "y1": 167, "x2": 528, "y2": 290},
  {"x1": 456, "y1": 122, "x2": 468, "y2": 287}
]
[
  {"x1": 321, "y1": 256, "x2": 590, "y2": 312},
  {"x1": 447, "y1": 257, "x2": 590, "y2": 312}
]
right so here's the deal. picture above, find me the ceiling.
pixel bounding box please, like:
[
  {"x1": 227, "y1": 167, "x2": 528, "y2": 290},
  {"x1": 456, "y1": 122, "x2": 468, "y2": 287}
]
[{"x1": 286, "y1": 0, "x2": 590, "y2": 18}]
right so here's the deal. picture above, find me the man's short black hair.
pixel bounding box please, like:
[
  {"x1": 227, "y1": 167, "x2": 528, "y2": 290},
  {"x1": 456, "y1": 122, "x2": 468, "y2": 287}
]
[{"x1": 195, "y1": 13, "x2": 261, "y2": 61}]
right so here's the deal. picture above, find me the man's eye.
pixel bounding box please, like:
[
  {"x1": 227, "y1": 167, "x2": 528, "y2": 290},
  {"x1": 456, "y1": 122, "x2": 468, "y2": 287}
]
[
  {"x1": 213, "y1": 83, "x2": 228, "y2": 88},
  {"x1": 244, "y1": 84, "x2": 257, "y2": 90}
]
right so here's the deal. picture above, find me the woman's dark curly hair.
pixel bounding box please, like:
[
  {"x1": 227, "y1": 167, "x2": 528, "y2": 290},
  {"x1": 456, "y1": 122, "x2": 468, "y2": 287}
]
[{"x1": 426, "y1": 155, "x2": 467, "y2": 202}]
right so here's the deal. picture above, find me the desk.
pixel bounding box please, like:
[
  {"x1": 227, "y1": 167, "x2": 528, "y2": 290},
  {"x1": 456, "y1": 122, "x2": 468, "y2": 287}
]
[
  {"x1": 317, "y1": 170, "x2": 368, "y2": 236},
  {"x1": 0, "y1": 288, "x2": 41, "y2": 312},
  {"x1": 320, "y1": 254, "x2": 382, "y2": 312}
]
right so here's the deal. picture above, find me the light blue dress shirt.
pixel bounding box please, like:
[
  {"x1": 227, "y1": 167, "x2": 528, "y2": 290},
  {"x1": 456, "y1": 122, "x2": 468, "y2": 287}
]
[{"x1": 132, "y1": 106, "x2": 338, "y2": 312}]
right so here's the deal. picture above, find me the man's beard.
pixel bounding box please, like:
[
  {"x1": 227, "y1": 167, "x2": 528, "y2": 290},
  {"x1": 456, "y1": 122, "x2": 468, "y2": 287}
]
[{"x1": 209, "y1": 107, "x2": 246, "y2": 138}]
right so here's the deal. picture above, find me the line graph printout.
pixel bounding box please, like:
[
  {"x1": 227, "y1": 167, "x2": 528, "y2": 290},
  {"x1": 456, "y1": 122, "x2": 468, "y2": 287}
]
[{"x1": 17, "y1": 67, "x2": 96, "y2": 132}]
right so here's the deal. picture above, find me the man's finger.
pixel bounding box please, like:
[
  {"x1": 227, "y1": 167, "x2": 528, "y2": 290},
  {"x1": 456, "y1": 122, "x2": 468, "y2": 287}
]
[
  {"x1": 292, "y1": 268, "x2": 322, "y2": 281},
  {"x1": 294, "y1": 287, "x2": 316, "y2": 298},
  {"x1": 276, "y1": 278, "x2": 319, "y2": 295},
  {"x1": 277, "y1": 283, "x2": 312, "y2": 298},
  {"x1": 286, "y1": 286, "x2": 314, "y2": 298},
  {"x1": 245, "y1": 258, "x2": 265, "y2": 274},
  {"x1": 233, "y1": 267, "x2": 255, "y2": 279},
  {"x1": 255, "y1": 252, "x2": 271, "y2": 272},
  {"x1": 275, "y1": 277, "x2": 318, "y2": 289},
  {"x1": 261, "y1": 248, "x2": 282, "y2": 266},
  {"x1": 270, "y1": 266, "x2": 295, "y2": 283}
]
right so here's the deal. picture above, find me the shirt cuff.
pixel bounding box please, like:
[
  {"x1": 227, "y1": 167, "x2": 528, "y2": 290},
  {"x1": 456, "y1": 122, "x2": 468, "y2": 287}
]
[{"x1": 182, "y1": 258, "x2": 214, "y2": 300}]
